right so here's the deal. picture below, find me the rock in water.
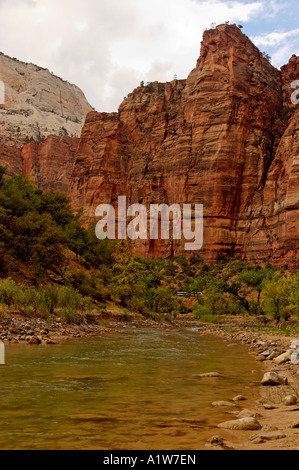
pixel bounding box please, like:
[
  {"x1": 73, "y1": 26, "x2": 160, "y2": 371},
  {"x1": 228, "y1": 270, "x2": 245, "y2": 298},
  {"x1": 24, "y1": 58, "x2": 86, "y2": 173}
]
[
  {"x1": 250, "y1": 431, "x2": 286, "y2": 443},
  {"x1": 233, "y1": 395, "x2": 247, "y2": 402},
  {"x1": 212, "y1": 401, "x2": 237, "y2": 407},
  {"x1": 218, "y1": 417, "x2": 262, "y2": 431},
  {"x1": 198, "y1": 372, "x2": 224, "y2": 378}
]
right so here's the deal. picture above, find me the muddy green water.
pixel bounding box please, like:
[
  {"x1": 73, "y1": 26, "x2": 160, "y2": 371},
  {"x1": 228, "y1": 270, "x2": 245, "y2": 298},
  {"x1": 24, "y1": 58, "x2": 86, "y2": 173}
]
[{"x1": 0, "y1": 328, "x2": 262, "y2": 450}]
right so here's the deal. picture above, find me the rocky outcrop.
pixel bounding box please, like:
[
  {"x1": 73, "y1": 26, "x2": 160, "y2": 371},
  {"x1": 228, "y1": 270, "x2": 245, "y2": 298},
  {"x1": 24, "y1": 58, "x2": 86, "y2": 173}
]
[
  {"x1": 218, "y1": 417, "x2": 262, "y2": 431},
  {"x1": 69, "y1": 24, "x2": 298, "y2": 263},
  {"x1": 281, "y1": 55, "x2": 299, "y2": 110},
  {"x1": 0, "y1": 142, "x2": 22, "y2": 176},
  {"x1": 243, "y1": 109, "x2": 299, "y2": 263},
  {"x1": 21, "y1": 135, "x2": 79, "y2": 193}
]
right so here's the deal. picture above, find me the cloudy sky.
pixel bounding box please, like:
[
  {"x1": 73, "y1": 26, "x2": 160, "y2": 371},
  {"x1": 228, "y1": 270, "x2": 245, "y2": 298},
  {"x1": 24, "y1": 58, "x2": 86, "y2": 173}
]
[{"x1": 0, "y1": 0, "x2": 298, "y2": 111}]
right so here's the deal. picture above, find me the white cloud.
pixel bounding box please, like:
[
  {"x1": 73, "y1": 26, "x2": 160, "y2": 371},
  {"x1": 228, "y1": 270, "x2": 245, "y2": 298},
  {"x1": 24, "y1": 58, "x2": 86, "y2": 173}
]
[
  {"x1": 251, "y1": 27, "x2": 299, "y2": 67},
  {"x1": 0, "y1": 0, "x2": 289, "y2": 112},
  {"x1": 259, "y1": 0, "x2": 287, "y2": 18},
  {"x1": 252, "y1": 28, "x2": 299, "y2": 47}
]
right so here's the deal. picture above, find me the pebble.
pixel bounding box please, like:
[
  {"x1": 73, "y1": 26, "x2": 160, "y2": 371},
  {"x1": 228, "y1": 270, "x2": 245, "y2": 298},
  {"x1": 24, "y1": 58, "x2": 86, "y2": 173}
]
[
  {"x1": 198, "y1": 372, "x2": 224, "y2": 378},
  {"x1": 233, "y1": 395, "x2": 247, "y2": 402},
  {"x1": 212, "y1": 401, "x2": 237, "y2": 407},
  {"x1": 28, "y1": 337, "x2": 41, "y2": 345},
  {"x1": 290, "y1": 422, "x2": 299, "y2": 429},
  {"x1": 263, "y1": 403, "x2": 278, "y2": 410},
  {"x1": 283, "y1": 395, "x2": 298, "y2": 406},
  {"x1": 249, "y1": 431, "x2": 286, "y2": 443}
]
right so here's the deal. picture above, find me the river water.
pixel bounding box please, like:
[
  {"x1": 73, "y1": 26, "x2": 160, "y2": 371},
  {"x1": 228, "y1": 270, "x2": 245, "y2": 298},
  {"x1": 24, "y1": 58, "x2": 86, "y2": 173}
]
[{"x1": 0, "y1": 328, "x2": 262, "y2": 450}]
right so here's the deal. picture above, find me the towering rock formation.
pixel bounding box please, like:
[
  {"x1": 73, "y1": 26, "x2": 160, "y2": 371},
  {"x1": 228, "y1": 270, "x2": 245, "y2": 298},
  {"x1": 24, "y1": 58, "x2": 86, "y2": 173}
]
[
  {"x1": 69, "y1": 24, "x2": 298, "y2": 264},
  {"x1": 243, "y1": 108, "x2": 299, "y2": 263},
  {"x1": 0, "y1": 52, "x2": 92, "y2": 179},
  {"x1": 239, "y1": 55, "x2": 299, "y2": 263}
]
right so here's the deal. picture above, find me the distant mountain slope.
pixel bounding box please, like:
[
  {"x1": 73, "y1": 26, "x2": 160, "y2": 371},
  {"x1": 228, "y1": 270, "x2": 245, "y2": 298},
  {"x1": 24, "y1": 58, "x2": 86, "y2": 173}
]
[
  {"x1": 0, "y1": 52, "x2": 92, "y2": 147},
  {"x1": 0, "y1": 51, "x2": 92, "y2": 178}
]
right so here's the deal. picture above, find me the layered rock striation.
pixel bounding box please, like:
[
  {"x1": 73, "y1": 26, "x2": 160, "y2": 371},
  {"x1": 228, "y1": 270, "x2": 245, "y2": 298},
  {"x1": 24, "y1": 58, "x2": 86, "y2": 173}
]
[
  {"x1": 1, "y1": 25, "x2": 298, "y2": 264},
  {"x1": 69, "y1": 24, "x2": 299, "y2": 263},
  {"x1": 21, "y1": 135, "x2": 80, "y2": 194}
]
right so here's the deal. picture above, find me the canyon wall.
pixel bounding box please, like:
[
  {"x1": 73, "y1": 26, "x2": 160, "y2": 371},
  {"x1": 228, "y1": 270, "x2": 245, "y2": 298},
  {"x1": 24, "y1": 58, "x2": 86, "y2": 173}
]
[
  {"x1": 1, "y1": 25, "x2": 298, "y2": 264},
  {"x1": 69, "y1": 24, "x2": 299, "y2": 264},
  {"x1": 21, "y1": 136, "x2": 79, "y2": 194}
]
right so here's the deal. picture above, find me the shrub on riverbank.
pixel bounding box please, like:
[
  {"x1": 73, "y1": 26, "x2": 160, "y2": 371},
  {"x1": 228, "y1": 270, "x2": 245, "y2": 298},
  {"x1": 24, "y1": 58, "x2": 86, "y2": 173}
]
[
  {"x1": 262, "y1": 273, "x2": 299, "y2": 322},
  {"x1": 178, "y1": 257, "x2": 298, "y2": 324},
  {"x1": 0, "y1": 279, "x2": 91, "y2": 321}
]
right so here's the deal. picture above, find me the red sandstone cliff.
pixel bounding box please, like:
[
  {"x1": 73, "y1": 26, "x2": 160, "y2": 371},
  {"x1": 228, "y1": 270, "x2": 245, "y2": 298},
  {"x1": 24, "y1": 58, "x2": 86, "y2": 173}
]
[
  {"x1": 21, "y1": 135, "x2": 79, "y2": 193},
  {"x1": 69, "y1": 24, "x2": 299, "y2": 263},
  {"x1": 1, "y1": 24, "x2": 298, "y2": 264},
  {"x1": 0, "y1": 135, "x2": 79, "y2": 193},
  {"x1": 0, "y1": 142, "x2": 22, "y2": 177},
  {"x1": 243, "y1": 109, "x2": 299, "y2": 263}
]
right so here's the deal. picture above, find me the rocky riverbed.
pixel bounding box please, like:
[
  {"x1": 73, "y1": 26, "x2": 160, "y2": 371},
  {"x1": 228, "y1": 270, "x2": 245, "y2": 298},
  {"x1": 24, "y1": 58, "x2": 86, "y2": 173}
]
[
  {"x1": 1, "y1": 312, "x2": 298, "y2": 450},
  {"x1": 199, "y1": 327, "x2": 299, "y2": 450},
  {"x1": 0, "y1": 311, "x2": 173, "y2": 345},
  {"x1": 0, "y1": 314, "x2": 108, "y2": 344}
]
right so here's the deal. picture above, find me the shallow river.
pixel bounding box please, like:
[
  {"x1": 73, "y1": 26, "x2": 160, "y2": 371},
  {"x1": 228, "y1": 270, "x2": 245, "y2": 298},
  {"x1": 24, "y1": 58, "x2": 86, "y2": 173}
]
[{"x1": 0, "y1": 328, "x2": 263, "y2": 450}]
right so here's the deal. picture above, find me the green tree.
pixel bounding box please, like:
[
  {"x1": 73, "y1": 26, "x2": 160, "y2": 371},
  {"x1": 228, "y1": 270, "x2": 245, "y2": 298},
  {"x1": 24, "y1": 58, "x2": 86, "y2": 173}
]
[
  {"x1": 192, "y1": 281, "x2": 229, "y2": 317},
  {"x1": 111, "y1": 239, "x2": 148, "y2": 306},
  {"x1": 262, "y1": 276, "x2": 293, "y2": 322},
  {"x1": 238, "y1": 268, "x2": 271, "y2": 312}
]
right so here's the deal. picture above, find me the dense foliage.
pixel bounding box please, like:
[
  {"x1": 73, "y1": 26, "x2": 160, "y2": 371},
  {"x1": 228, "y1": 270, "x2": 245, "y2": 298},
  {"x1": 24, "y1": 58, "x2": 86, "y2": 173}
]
[{"x1": 0, "y1": 168, "x2": 298, "y2": 325}]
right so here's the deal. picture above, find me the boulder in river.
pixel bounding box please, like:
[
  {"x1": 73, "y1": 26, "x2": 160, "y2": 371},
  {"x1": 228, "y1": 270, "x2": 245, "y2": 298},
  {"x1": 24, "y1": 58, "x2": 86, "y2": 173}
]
[
  {"x1": 212, "y1": 401, "x2": 237, "y2": 407},
  {"x1": 218, "y1": 417, "x2": 262, "y2": 431},
  {"x1": 233, "y1": 395, "x2": 247, "y2": 402},
  {"x1": 198, "y1": 372, "x2": 224, "y2": 378}
]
